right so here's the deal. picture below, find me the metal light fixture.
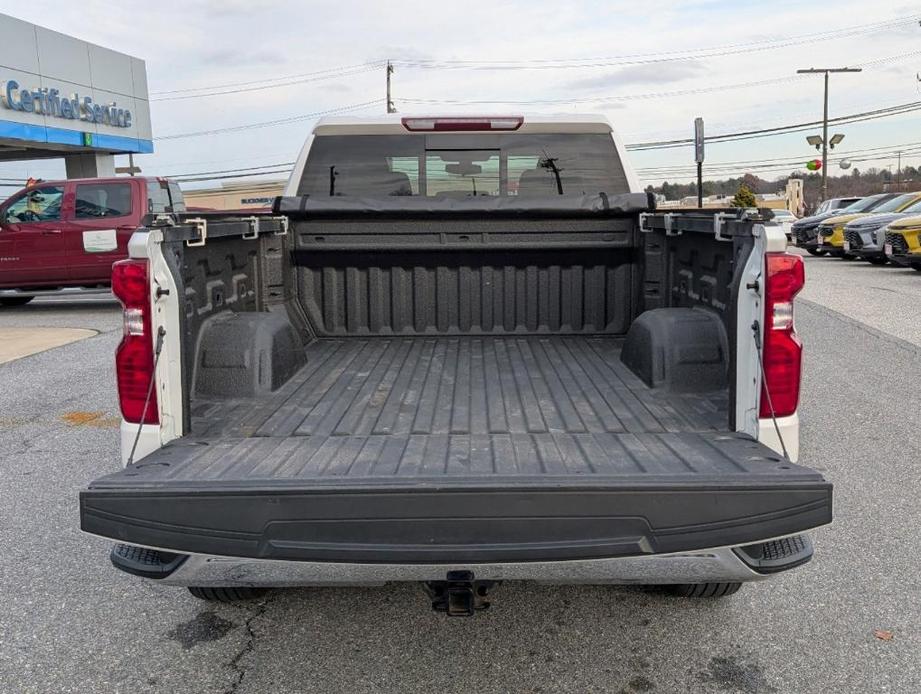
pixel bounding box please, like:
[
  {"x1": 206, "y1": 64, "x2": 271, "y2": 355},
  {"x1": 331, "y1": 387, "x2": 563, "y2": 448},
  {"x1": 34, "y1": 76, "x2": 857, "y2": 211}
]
[
  {"x1": 806, "y1": 135, "x2": 823, "y2": 150},
  {"x1": 829, "y1": 133, "x2": 845, "y2": 148},
  {"x1": 796, "y1": 67, "x2": 861, "y2": 202}
]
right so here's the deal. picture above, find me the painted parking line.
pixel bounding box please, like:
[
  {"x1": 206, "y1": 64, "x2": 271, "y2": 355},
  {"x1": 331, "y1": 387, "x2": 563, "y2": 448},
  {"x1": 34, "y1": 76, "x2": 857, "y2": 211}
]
[{"x1": 0, "y1": 327, "x2": 98, "y2": 364}]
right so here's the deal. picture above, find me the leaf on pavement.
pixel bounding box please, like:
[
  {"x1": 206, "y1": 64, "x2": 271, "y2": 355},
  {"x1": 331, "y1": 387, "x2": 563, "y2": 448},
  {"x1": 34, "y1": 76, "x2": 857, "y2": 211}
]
[{"x1": 873, "y1": 629, "x2": 894, "y2": 641}]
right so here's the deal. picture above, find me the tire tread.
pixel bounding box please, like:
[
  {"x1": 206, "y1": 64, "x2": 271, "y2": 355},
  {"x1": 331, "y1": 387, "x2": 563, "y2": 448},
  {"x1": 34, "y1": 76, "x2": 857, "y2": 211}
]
[
  {"x1": 667, "y1": 582, "x2": 743, "y2": 598},
  {"x1": 187, "y1": 586, "x2": 268, "y2": 602}
]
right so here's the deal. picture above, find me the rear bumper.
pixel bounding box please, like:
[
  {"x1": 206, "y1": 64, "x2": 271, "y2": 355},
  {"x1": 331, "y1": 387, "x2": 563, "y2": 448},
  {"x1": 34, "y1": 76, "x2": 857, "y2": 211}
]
[{"x1": 108, "y1": 534, "x2": 815, "y2": 587}]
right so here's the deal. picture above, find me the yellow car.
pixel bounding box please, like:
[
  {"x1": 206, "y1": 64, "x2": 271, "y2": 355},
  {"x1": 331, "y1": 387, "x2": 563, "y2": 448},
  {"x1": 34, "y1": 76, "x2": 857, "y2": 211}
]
[
  {"x1": 883, "y1": 215, "x2": 921, "y2": 271},
  {"x1": 816, "y1": 192, "x2": 921, "y2": 257}
]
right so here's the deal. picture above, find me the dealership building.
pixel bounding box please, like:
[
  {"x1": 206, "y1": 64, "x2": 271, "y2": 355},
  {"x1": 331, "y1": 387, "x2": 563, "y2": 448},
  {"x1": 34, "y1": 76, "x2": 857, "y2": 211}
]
[{"x1": 0, "y1": 13, "x2": 151, "y2": 179}]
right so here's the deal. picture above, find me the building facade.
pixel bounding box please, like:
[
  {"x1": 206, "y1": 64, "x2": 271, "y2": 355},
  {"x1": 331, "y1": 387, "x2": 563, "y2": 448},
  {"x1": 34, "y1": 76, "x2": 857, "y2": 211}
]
[
  {"x1": 0, "y1": 13, "x2": 152, "y2": 178},
  {"x1": 182, "y1": 180, "x2": 286, "y2": 210}
]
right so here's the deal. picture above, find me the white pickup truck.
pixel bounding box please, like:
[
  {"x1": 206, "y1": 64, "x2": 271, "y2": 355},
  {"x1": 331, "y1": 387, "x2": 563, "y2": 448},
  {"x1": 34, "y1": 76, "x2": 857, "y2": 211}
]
[{"x1": 80, "y1": 115, "x2": 830, "y2": 615}]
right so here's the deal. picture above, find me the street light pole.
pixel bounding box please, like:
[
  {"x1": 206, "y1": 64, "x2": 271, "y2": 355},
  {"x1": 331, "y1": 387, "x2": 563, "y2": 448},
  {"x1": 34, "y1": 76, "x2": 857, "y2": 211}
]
[
  {"x1": 796, "y1": 67, "x2": 862, "y2": 202},
  {"x1": 822, "y1": 70, "x2": 828, "y2": 199}
]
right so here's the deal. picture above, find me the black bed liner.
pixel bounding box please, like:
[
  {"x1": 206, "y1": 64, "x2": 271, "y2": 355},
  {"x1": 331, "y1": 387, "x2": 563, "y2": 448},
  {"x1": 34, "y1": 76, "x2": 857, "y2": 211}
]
[
  {"x1": 195, "y1": 336, "x2": 727, "y2": 440},
  {"x1": 81, "y1": 336, "x2": 832, "y2": 563}
]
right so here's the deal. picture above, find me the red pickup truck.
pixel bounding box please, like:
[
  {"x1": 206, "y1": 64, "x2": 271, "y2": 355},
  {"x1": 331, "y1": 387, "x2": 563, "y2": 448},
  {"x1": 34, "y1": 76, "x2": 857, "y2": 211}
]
[{"x1": 0, "y1": 177, "x2": 185, "y2": 306}]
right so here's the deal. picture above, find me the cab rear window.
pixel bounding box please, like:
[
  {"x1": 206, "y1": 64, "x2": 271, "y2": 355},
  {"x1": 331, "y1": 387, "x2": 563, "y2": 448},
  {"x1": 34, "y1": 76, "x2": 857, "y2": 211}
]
[
  {"x1": 147, "y1": 180, "x2": 174, "y2": 213},
  {"x1": 297, "y1": 133, "x2": 629, "y2": 198},
  {"x1": 75, "y1": 182, "x2": 132, "y2": 218}
]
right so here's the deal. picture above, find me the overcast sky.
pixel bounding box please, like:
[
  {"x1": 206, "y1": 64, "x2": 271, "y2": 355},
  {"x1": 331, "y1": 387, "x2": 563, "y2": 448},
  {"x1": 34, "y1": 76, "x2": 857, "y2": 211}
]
[{"x1": 1, "y1": 0, "x2": 920, "y2": 188}]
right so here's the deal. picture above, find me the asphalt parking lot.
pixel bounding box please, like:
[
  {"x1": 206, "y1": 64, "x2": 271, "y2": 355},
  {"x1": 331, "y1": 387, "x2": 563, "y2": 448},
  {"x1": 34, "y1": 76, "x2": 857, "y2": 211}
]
[{"x1": 1, "y1": 254, "x2": 920, "y2": 694}]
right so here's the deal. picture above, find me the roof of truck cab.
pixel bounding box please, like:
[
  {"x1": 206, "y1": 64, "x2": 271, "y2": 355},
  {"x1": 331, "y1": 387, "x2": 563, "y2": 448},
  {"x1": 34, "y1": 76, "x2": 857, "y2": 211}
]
[{"x1": 312, "y1": 113, "x2": 614, "y2": 136}]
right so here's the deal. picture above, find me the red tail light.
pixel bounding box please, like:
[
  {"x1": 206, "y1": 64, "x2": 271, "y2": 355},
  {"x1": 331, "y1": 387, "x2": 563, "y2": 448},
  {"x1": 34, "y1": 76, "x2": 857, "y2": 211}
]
[
  {"x1": 112, "y1": 259, "x2": 159, "y2": 424},
  {"x1": 759, "y1": 252, "x2": 804, "y2": 418},
  {"x1": 401, "y1": 116, "x2": 523, "y2": 132}
]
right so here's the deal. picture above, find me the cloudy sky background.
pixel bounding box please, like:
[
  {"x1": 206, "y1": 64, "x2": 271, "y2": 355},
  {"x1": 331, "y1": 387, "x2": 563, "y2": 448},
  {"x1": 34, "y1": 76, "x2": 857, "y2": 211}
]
[{"x1": 1, "y1": 0, "x2": 920, "y2": 189}]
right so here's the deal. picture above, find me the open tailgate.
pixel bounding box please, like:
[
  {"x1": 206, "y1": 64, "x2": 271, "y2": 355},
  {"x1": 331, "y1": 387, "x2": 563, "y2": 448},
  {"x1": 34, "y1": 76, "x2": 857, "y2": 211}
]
[{"x1": 81, "y1": 431, "x2": 831, "y2": 563}]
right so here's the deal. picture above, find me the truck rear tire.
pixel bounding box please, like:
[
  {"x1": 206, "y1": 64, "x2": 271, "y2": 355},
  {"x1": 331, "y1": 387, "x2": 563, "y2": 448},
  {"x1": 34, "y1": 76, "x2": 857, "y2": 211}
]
[
  {"x1": 0, "y1": 296, "x2": 34, "y2": 307},
  {"x1": 806, "y1": 248, "x2": 827, "y2": 256},
  {"x1": 187, "y1": 586, "x2": 268, "y2": 602},
  {"x1": 666, "y1": 582, "x2": 743, "y2": 598}
]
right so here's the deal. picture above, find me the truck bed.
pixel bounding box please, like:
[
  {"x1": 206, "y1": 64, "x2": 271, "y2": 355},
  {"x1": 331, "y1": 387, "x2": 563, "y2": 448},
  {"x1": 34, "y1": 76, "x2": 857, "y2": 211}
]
[
  {"x1": 81, "y1": 336, "x2": 831, "y2": 563},
  {"x1": 191, "y1": 335, "x2": 727, "y2": 455}
]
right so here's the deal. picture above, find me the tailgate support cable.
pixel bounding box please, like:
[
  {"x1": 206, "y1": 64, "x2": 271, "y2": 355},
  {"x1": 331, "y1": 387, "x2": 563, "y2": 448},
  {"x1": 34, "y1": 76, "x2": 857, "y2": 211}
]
[
  {"x1": 751, "y1": 319, "x2": 790, "y2": 460},
  {"x1": 126, "y1": 326, "x2": 166, "y2": 466}
]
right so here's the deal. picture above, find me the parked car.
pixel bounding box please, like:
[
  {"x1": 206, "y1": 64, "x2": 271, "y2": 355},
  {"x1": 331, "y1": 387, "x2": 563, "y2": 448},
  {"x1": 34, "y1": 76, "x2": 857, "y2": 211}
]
[
  {"x1": 770, "y1": 208, "x2": 798, "y2": 240},
  {"x1": 883, "y1": 216, "x2": 921, "y2": 271},
  {"x1": 847, "y1": 201, "x2": 921, "y2": 264},
  {"x1": 791, "y1": 195, "x2": 875, "y2": 255},
  {"x1": 79, "y1": 114, "x2": 830, "y2": 612},
  {"x1": 0, "y1": 177, "x2": 184, "y2": 306},
  {"x1": 814, "y1": 197, "x2": 860, "y2": 216},
  {"x1": 816, "y1": 192, "x2": 921, "y2": 258}
]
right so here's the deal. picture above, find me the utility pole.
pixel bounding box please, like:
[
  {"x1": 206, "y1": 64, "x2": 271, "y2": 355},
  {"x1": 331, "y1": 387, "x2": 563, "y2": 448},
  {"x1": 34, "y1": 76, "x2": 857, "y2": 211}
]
[
  {"x1": 115, "y1": 152, "x2": 141, "y2": 177},
  {"x1": 694, "y1": 117, "x2": 704, "y2": 208},
  {"x1": 386, "y1": 61, "x2": 396, "y2": 114},
  {"x1": 796, "y1": 67, "x2": 861, "y2": 202},
  {"x1": 897, "y1": 150, "x2": 902, "y2": 191}
]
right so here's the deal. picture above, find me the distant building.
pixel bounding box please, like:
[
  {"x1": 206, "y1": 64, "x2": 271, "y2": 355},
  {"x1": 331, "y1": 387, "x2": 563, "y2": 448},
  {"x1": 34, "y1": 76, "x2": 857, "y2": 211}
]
[
  {"x1": 657, "y1": 178, "x2": 803, "y2": 213},
  {"x1": 182, "y1": 179, "x2": 285, "y2": 210},
  {"x1": 785, "y1": 179, "x2": 805, "y2": 216},
  {"x1": 659, "y1": 194, "x2": 734, "y2": 209}
]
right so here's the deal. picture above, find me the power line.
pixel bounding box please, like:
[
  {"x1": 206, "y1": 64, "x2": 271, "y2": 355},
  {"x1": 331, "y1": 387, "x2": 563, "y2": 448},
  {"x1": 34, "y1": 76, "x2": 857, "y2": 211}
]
[
  {"x1": 161, "y1": 91, "x2": 912, "y2": 145},
  {"x1": 636, "y1": 139, "x2": 921, "y2": 174},
  {"x1": 155, "y1": 100, "x2": 385, "y2": 140},
  {"x1": 627, "y1": 101, "x2": 921, "y2": 150},
  {"x1": 393, "y1": 15, "x2": 921, "y2": 70},
  {"x1": 154, "y1": 112, "x2": 921, "y2": 182},
  {"x1": 150, "y1": 61, "x2": 386, "y2": 96},
  {"x1": 151, "y1": 64, "x2": 382, "y2": 101},
  {"x1": 399, "y1": 49, "x2": 921, "y2": 108},
  {"x1": 150, "y1": 49, "x2": 920, "y2": 142},
  {"x1": 173, "y1": 169, "x2": 293, "y2": 183},
  {"x1": 402, "y1": 75, "x2": 812, "y2": 105},
  {"x1": 637, "y1": 149, "x2": 921, "y2": 180},
  {"x1": 162, "y1": 152, "x2": 921, "y2": 186},
  {"x1": 145, "y1": 15, "x2": 918, "y2": 103},
  {"x1": 166, "y1": 162, "x2": 295, "y2": 179}
]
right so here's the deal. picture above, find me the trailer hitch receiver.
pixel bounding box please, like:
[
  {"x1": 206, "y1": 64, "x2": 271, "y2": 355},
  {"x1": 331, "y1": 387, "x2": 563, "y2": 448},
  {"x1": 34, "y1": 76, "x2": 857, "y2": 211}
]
[{"x1": 424, "y1": 571, "x2": 498, "y2": 616}]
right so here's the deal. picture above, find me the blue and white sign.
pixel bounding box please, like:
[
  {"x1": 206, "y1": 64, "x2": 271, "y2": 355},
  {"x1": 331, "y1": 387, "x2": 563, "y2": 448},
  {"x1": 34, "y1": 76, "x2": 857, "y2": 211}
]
[
  {"x1": 0, "y1": 14, "x2": 152, "y2": 154},
  {"x1": 3, "y1": 81, "x2": 132, "y2": 128}
]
